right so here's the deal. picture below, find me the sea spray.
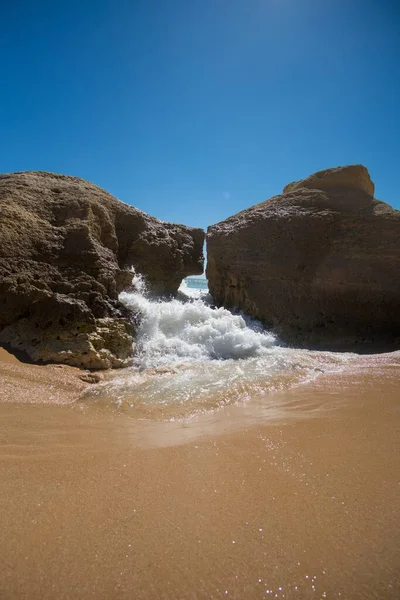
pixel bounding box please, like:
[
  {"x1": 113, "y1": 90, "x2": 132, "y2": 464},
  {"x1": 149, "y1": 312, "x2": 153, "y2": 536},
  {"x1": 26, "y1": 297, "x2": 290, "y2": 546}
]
[
  {"x1": 119, "y1": 279, "x2": 277, "y2": 367},
  {"x1": 82, "y1": 276, "x2": 357, "y2": 417},
  {"x1": 178, "y1": 278, "x2": 210, "y2": 300}
]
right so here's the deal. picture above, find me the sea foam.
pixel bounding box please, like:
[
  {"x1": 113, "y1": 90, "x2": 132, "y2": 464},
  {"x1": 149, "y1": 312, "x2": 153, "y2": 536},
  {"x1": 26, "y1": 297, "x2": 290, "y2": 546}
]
[
  {"x1": 82, "y1": 276, "x2": 356, "y2": 416},
  {"x1": 120, "y1": 279, "x2": 276, "y2": 368}
]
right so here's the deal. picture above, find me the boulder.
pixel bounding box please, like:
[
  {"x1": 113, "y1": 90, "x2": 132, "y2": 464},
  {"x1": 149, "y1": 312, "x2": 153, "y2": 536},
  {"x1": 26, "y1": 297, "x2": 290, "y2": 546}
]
[
  {"x1": 283, "y1": 164, "x2": 375, "y2": 197},
  {"x1": 0, "y1": 171, "x2": 204, "y2": 367},
  {"x1": 206, "y1": 165, "x2": 400, "y2": 348}
]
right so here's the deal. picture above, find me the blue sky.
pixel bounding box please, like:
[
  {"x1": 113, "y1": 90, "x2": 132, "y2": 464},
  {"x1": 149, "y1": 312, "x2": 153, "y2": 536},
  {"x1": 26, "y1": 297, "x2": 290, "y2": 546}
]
[{"x1": 1, "y1": 0, "x2": 399, "y2": 229}]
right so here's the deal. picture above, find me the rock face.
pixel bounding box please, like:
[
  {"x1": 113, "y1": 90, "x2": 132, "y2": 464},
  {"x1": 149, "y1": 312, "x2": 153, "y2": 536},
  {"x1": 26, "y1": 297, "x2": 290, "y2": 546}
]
[
  {"x1": 207, "y1": 165, "x2": 400, "y2": 347},
  {"x1": 0, "y1": 171, "x2": 204, "y2": 368}
]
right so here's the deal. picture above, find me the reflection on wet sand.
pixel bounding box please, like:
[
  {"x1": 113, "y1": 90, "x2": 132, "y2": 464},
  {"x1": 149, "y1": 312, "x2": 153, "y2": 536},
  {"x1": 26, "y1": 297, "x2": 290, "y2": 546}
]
[{"x1": 0, "y1": 353, "x2": 399, "y2": 599}]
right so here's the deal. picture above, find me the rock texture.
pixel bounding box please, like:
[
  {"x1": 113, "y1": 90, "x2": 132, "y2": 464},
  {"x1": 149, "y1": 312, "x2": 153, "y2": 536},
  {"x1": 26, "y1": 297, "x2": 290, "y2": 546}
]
[
  {"x1": 0, "y1": 171, "x2": 204, "y2": 368},
  {"x1": 207, "y1": 165, "x2": 400, "y2": 347}
]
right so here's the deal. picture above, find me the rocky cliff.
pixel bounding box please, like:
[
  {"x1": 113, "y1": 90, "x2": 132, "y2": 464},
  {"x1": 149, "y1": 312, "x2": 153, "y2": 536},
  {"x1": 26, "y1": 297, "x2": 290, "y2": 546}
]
[
  {"x1": 207, "y1": 165, "x2": 400, "y2": 347},
  {"x1": 0, "y1": 171, "x2": 204, "y2": 368}
]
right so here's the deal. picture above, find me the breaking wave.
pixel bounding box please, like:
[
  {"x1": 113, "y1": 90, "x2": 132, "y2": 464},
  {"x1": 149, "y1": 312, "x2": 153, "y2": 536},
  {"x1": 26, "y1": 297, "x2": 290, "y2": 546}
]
[{"x1": 81, "y1": 276, "x2": 356, "y2": 418}]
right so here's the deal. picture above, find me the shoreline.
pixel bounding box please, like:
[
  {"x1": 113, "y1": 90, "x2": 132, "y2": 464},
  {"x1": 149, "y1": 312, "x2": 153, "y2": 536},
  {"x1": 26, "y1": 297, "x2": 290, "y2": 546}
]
[
  {"x1": 0, "y1": 349, "x2": 399, "y2": 598},
  {"x1": 0, "y1": 347, "x2": 88, "y2": 405}
]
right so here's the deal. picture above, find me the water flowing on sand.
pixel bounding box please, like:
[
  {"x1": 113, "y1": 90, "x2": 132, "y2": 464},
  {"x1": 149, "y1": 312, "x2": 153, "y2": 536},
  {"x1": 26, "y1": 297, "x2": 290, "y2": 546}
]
[{"x1": 81, "y1": 276, "x2": 357, "y2": 417}]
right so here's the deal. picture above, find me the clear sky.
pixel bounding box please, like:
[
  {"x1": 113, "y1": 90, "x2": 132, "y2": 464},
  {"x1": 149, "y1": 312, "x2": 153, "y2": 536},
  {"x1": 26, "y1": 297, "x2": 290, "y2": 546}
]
[{"x1": 1, "y1": 0, "x2": 399, "y2": 230}]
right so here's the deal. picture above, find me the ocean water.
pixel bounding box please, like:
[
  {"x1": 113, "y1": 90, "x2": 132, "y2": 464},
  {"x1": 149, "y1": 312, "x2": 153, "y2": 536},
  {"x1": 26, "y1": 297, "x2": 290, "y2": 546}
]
[
  {"x1": 182, "y1": 277, "x2": 209, "y2": 291},
  {"x1": 82, "y1": 276, "x2": 356, "y2": 418}
]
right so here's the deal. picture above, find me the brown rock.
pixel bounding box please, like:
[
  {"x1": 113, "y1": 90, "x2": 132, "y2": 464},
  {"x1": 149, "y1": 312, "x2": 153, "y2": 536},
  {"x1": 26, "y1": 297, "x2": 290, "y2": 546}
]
[
  {"x1": 206, "y1": 165, "x2": 400, "y2": 348},
  {"x1": 0, "y1": 171, "x2": 204, "y2": 367},
  {"x1": 283, "y1": 164, "x2": 374, "y2": 197},
  {"x1": 79, "y1": 372, "x2": 102, "y2": 384}
]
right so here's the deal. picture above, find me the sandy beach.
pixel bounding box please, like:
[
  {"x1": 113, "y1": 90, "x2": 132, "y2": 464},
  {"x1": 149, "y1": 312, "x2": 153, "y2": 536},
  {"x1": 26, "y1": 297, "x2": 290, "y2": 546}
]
[
  {"x1": 1, "y1": 1, "x2": 399, "y2": 598},
  {"x1": 0, "y1": 349, "x2": 399, "y2": 599},
  {"x1": 0, "y1": 348, "x2": 88, "y2": 405}
]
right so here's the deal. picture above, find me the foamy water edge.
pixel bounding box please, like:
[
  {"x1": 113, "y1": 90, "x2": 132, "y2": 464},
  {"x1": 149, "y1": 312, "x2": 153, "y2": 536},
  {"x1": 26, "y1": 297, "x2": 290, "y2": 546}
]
[{"x1": 80, "y1": 276, "x2": 359, "y2": 419}]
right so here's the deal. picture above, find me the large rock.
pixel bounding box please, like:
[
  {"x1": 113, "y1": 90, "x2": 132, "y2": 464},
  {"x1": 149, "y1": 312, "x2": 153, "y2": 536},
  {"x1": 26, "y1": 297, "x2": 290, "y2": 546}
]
[
  {"x1": 0, "y1": 171, "x2": 204, "y2": 368},
  {"x1": 206, "y1": 165, "x2": 400, "y2": 347},
  {"x1": 283, "y1": 164, "x2": 375, "y2": 197}
]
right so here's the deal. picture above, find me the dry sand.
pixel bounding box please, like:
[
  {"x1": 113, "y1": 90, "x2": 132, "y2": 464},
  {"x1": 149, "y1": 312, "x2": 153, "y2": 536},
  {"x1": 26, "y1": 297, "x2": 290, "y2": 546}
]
[{"x1": 0, "y1": 349, "x2": 399, "y2": 599}]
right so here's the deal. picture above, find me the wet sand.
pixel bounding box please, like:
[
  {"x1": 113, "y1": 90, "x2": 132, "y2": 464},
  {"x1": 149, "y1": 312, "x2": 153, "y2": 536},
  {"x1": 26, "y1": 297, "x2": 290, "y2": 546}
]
[
  {"x1": 0, "y1": 351, "x2": 399, "y2": 599},
  {"x1": 0, "y1": 347, "x2": 89, "y2": 405}
]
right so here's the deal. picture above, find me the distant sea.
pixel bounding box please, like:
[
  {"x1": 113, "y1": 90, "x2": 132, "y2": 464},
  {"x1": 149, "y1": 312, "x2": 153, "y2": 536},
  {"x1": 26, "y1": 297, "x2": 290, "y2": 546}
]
[{"x1": 183, "y1": 277, "x2": 208, "y2": 291}]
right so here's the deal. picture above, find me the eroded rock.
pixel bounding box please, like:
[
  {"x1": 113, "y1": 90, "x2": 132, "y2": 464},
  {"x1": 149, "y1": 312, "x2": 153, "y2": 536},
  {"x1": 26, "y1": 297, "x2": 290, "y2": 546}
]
[
  {"x1": 207, "y1": 165, "x2": 400, "y2": 347},
  {"x1": 0, "y1": 171, "x2": 204, "y2": 367}
]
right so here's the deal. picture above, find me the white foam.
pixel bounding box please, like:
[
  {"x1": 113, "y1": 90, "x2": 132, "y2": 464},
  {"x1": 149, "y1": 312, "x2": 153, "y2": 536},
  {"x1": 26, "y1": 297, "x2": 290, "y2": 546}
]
[
  {"x1": 120, "y1": 282, "x2": 276, "y2": 368},
  {"x1": 178, "y1": 279, "x2": 209, "y2": 300},
  {"x1": 83, "y1": 275, "x2": 357, "y2": 416}
]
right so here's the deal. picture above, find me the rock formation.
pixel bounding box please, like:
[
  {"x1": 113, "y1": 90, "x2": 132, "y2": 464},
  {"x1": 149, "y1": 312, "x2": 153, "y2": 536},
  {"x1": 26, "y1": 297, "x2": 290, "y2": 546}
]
[
  {"x1": 0, "y1": 171, "x2": 204, "y2": 368},
  {"x1": 207, "y1": 165, "x2": 400, "y2": 347}
]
